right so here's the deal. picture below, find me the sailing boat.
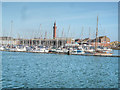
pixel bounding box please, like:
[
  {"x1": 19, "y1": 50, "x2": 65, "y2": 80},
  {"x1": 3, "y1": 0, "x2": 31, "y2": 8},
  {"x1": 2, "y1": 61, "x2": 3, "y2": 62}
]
[
  {"x1": 94, "y1": 16, "x2": 112, "y2": 56},
  {"x1": 72, "y1": 27, "x2": 85, "y2": 55},
  {"x1": 84, "y1": 27, "x2": 95, "y2": 53}
]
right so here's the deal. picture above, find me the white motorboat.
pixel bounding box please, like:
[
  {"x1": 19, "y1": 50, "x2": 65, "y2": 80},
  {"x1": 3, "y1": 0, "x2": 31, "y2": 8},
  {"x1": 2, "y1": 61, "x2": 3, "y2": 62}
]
[
  {"x1": 63, "y1": 49, "x2": 69, "y2": 53},
  {"x1": 0, "y1": 46, "x2": 6, "y2": 51},
  {"x1": 96, "y1": 47, "x2": 112, "y2": 53},
  {"x1": 72, "y1": 47, "x2": 85, "y2": 55},
  {"x1": 85, "y1": 49, "x2": 95, "y2": 53},
  {"x1": 33, "y1": 48, "x2": 49, "y2": 53},
  {"x1": 16, "y1": 46, "x2": 27, "y2": 52},
  {"x1": 56, "y1": 48, "x2": 64, "y2": 53}
]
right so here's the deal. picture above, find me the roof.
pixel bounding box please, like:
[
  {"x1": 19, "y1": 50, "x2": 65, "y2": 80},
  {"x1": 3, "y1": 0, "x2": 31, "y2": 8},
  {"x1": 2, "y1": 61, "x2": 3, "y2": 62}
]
[
  {"x1": 0, "y1": 36, "x2": 13, "y2": 40},
  {"x1": 82, "y1": 38, "x2": 89, "y2": 41},
  {"x1": 97, "y1": 36, "x2": 109, "y2": 39}
]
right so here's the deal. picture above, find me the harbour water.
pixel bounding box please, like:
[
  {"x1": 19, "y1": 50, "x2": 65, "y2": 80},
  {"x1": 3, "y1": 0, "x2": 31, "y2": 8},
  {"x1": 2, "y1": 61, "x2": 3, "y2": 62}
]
[{"x1": 1, "y1": 50, "x2": 119, "y2": 88}]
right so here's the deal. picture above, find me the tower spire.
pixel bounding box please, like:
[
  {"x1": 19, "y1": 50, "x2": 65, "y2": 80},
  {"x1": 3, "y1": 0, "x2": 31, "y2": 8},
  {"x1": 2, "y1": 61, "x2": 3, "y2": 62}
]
[
  {"x1": 53, "y1": 21, "x2": 57, "y2": 39},
  {"x1": 54, "y1": 21, "x2": 56, "y2": 25}
]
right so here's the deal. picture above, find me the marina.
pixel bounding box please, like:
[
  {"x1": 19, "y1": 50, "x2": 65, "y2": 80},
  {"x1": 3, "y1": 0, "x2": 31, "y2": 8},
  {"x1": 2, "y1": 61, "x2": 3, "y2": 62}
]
[
  {"x1": 0, "y1": 16, "x2": 119, "y2": 57},
  {"x1": 0, "y1": 45, "x2": 119, "y2": 57},
  {"x1": 0, "y1": 2, "x2": 119, "y2": 89}
]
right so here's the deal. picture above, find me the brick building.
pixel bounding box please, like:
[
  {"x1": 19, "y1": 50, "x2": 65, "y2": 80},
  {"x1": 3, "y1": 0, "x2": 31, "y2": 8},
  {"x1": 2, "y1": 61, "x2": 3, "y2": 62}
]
[{"x1": 75, "y1": 36, "x2": 110, "y2": 47}]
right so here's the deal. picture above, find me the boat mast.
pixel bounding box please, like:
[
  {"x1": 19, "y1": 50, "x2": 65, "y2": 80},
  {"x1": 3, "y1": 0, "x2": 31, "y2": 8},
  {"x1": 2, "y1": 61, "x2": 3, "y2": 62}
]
[
  {"x1": 29, "y1": 38, "x2": 30, "y2": 46},
  {"x1": 89, "y1": 27, "x2": 91, "y2": 45},
  {"x1": 10, "y1": 20, "x2": 13, "y2": 47},
  {"x1": 68, "y1": 25, "x2": 70, "y2": 38},
  {"x1": 67, "y1": 25, "x2": 70, "y2": 44},
  {"x1": 62, "y1": 28, "x2": 64, "y2": 47},
  {"x1": 81, "y1": 26, "x2": 83, "y2": 47},
  {"x1": 104, "y1": 29, "x2": 106, "y2": 48},
  {"x1": 45, "y1": 31, "x2": 47, "y2": 39},
  {"x1": 31, "y1": 31, "x2": 33, "y2": 46},
  {"x1": 62, "y1": 28, "x2": 64, "y2": 38},
  {"x1": 23, "y1": 35, "x2": 25, "y2": 46},
  {"x1": 39, "y1": 24, "x2": 41, "y2": 46},
  {"x1": 95, "y1": 16, "x2": 98, "y2": 51}
]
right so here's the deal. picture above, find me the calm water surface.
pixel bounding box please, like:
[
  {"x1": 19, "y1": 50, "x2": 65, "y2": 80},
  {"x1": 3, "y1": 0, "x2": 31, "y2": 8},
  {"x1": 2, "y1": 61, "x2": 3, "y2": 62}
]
[{"x1": 1, "y1": 51, "x2": 119, "y2": 88}]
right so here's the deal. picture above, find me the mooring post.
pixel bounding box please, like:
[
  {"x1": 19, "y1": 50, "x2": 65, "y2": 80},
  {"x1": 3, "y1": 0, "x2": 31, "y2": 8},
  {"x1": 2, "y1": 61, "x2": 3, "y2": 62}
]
[{"x1": 68, "y1": 50, "x2": 71, "y2": 55}]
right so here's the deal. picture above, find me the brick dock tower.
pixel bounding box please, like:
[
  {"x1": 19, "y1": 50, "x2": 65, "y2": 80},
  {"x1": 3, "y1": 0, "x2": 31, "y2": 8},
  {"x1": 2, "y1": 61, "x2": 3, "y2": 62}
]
[{"x1": 53, "y1": 21, "x2": 57, "y2": 39}]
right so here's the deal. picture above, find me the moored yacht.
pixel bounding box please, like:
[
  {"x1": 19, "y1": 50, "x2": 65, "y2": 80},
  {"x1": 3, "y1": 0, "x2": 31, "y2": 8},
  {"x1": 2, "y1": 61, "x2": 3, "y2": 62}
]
[
  {"x1": 0, "y1": 46, "x2": 6, "y2": 51},
  {"x1": 72, "y1": 47, "x2": 85, "y2": 55},
  {"x1": 16, "y1": 45, "x2": 27, "y2": 52}
]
